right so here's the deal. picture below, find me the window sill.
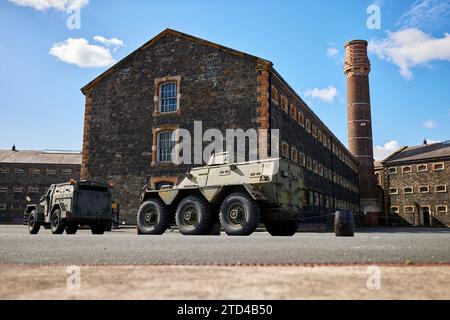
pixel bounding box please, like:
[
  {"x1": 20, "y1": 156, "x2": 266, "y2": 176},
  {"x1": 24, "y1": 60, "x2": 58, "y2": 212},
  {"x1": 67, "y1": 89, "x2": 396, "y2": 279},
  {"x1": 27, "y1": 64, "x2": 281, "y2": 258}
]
[{"x1": 153, "y1": 110, "x2": 181, "y2": 117}]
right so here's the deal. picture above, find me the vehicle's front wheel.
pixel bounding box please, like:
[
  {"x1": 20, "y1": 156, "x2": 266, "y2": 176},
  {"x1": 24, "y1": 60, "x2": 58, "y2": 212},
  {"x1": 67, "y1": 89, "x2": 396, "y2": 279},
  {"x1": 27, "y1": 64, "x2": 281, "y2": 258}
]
[
  {"x1": 137, "y1": 199, "x2": 169, "y2": 235},
  {"x1": 50, "y1": 209, "x2": 65, "y2": 235},
  {"x1": 175, "y1": 196, "x2": 212, "y2": 235},
  {"x1": 28, "y1": 210, "x2": 41, "y2": 235},
  {"x1": 219, "y1": 192, "x2": 260, "y2": 236},
  {"x1": 265, "y1": 221, "x2": 299, "y2": 236}
]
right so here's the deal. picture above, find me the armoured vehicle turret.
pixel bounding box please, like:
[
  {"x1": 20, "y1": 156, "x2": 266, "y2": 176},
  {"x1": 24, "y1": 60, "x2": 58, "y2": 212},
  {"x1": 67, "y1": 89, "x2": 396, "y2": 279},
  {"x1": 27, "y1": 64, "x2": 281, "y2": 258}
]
[
  {"x1": 137, "y1": 153, "x2": 305, "y2": 236},
  {"x1": 26, "y1": 180, "x2": 113, "y2": 235}
]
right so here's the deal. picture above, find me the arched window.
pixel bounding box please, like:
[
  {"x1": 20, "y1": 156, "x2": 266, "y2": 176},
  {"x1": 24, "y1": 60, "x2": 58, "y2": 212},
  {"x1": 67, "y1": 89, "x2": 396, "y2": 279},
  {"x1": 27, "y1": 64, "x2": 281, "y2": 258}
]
[
  {"x1": 157, "y1": 131, "x2": 175, "y2": 163},
  {"x1": 159, "y1": 82, "x2": 178, "y2": 113},
  {"x1": 375, "y1": 172, "x2": 381, "y2": 185}
]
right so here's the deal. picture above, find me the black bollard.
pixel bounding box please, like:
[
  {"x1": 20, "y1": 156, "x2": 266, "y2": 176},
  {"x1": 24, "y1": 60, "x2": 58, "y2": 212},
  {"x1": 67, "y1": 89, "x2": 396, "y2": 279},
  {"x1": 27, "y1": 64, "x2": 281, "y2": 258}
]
[{"x1": 334, "y1": 211, "x2": 355, "y2": 237}]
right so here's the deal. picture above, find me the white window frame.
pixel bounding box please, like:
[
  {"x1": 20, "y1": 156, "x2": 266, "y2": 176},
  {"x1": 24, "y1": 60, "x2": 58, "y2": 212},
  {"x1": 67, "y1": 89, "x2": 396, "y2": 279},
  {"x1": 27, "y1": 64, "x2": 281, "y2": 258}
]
[
  {"x1": 0, "y1": 168, "x2": 9, "y2": 174},
  {"x1": 436, "y1": 205, "x2": 448, "y2": 214},
  {"x1": 0, "y1": 204, "x2": 6, "y2": 211},
  {"x1": 28, "y1": 186, "x2": 39, "y2": 193},
  {"x1": 390, "y1": 206, "x2": 400, "y2": 214},
  {"x1": 13, "y1": 186, "x2": 23, "y2": 193},
  {"x1": 388, "y1": 167, "x2": 397, "y2": 174},
  {"x1": 433, "y1": 163, "x2": 445, "y2": 171},
  {"x1": 61, "y1": 169, "x2": 72, "y2": 175},
  {"x1": 46, "y1": 169, "x2": 57, "y2": 175},
  {"x1": 0, "y1": 187, "x2": 8, "y2": 193},
  {"x1": 158, "y1": 82, "x2": 179, "y2": 113},
  {"x1": 402, "y1": 166, "x2": 412, "y2": 173},
  {"x1": 157, "y1": 130, "x2": 176, "y2": 163},
  {"x1": 31, "y1": 169, "x2": 40, "y2": 176},
  {"x1": 417, "y1": 164, "x2": 428, "y2": 172},
  {"x1": 418, "y1": 186, "x2": 430, "y2": 194},
  {"x1": 389, "y1": 188, "x2": 399, "y2": 195},
  {"x1": 435, "y1": 185, "x2": 447, "y2": 193},
  {"x1": 404, "y1": 206, "x2": 415, "y2": 214},
  {"x1": 16, "y1": 169, "x2": 25, "y2": 175},
  {"x1": 403, "y1": 187, "x2": 414, "y2": 194}
]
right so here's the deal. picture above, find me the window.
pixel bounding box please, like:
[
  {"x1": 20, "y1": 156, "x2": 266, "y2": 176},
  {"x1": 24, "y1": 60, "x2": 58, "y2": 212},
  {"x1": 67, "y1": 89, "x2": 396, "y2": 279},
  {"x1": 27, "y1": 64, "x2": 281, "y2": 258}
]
[
  {"x1": 312, "y1": 125, "x2": 317, "y2": 139},
  {"x1": 435, "y1": 185, "x2": 447, "y2": 193},
  {"x1": 390, "y1": 206, "x2": 400, "y2": 214},
  {"x1": 290, "y1": 147, "x2": 298, "y2": 162},
  {"x1": 28, "y1": 186, "x2": 39, "y2": 193},
  {"x1": 61, "y1": 169, "x2": 72, "y2": 175},
  {"x1": 0, "y1": 204, "x2": 6, "y2": 211},
  {"x1": 417, "y1": 164, "x2": 428, "y2": 172},
  {"x1": 318, "y1": 164, "x2": 323, "y2": 176},
  {"x1": 298, "y1": 111, "x2": 305, "y2": 127},
  {"x1": 313, "y1": 160, "x2": 318, "y2": 174},
  {"x1": 0, "y1": 168, "x2": 9, "y2": 174},
  {"x1": 419, "y1": 186, "x2": 429, "y2": 193},
  {"x1": 46, "y1": 169, "x2": 56, "y2": 175},
  {"x1": 375, "y1": 172, "x2": 381, "y2": 185},
  {"x1": 403, "y1": 187, "x2": 413, "y2": 194},
  {"x1": 157, "y1": 131, "x2": 176, "y2": 163},
  {"x1": 280, "y1": 96, "x2": 288, "y2": 112},
  {"x1": 305, "y1": 118, "x2": 311, "y2": 133},
  {"x1": 433, "y1": 163, "x2": 444, "y2": 171},
  {"x1": 388, "y1": 167, "x2": 397, "y2": 174},
  {"x1": 271, "y1": 86, "x2": 279, "y2": 105},
  {"x1": 404, "y1": 206, "x2": 415, "y2": 214},
  {"x1": 436, "y1": 206, "x2": 448, "y2": 213},
  {"x1": 307, "y1": 157, "x2": 312, "y2": 170},
  {"x1": 402, "y1": 166, "x2": 412, "y2": 173},
  {"x1": 299, "y1": 152, "x2": 306, "y2": 167},
  {"x1": 16, "y1": 169, "x2": 25, "y2": 175},
  {"x1": 0, "y1": 187, "x2": 7, "y2": 193},
  {"x1": 389, "y1": 188, "x2": 399, "y2": 195},
  {"x1": 159, "y1": 82, "x2": 178, "y2": 113},
  {"x1": 155, "y1": 182, "x2": 175, "y2": 190},
  {"x1": 290, "y1": 106, "x2": 297, "y2": 120},
  {"x1": 31, "y1": 169, "x2": 40, "y2": 176},
  {"x1": 13, "y1": 186, "x2": 23, "y2": 193}
]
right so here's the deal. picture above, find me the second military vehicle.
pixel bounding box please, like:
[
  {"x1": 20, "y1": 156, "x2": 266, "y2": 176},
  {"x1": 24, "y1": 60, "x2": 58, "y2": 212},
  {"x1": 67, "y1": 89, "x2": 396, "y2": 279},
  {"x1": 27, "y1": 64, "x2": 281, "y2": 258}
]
[
  {"x1": 137, "y1": 153, "x2": 305, "y2": 236},
  {"x1": 26, "y1": 180, "x2": 113, "y2": 235}
]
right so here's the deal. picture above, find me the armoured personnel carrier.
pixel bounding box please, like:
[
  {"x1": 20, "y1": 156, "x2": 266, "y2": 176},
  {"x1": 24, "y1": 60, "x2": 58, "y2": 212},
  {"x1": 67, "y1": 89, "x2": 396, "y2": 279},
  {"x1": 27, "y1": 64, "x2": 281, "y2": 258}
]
[
  {"x1": 137, "y1": 153, "x2": 305, "y2": 236},
  {"x1": 26, "y1": 180, "x2": 113, "y2": 235}
]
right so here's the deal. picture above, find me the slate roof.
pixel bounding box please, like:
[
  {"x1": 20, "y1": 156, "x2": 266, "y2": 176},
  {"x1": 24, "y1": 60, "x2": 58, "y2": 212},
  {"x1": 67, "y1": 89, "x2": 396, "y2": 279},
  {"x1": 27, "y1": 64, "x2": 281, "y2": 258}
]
[
  {"x1": 383, "y1": 141, "x2": 450, "y2": 164},
  {"x1": 0, "y1": 150, "x2": 82, "y2": 165}
]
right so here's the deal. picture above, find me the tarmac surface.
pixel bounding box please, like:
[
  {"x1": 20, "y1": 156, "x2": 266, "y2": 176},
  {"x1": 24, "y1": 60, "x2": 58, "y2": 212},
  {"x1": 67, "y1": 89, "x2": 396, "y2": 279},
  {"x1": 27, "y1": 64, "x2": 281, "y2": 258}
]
[{"x1": 1, "y1": 225, "x2": 449, "y2": 265}]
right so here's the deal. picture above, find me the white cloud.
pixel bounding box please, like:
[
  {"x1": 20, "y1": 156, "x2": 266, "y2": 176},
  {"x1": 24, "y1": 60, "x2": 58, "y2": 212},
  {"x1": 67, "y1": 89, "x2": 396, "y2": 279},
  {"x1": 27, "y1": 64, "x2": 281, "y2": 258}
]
[
  {"x1": 326, "y1": 46, "x2": 339, "y2": 57},
  {"x1": 9, "y1": 0, "x2": 88, "y2": 11},
  {"x1": 422, "y1": 119, "x2": 438, "y2": 129},
  {"x1": 94, "y1": 36, "x2": 124, "y2": 51},
  {"x1": 49, "y1": 38, "x2": 115, "y2": 68},
  {"x1": 304, "y1": 86, "x2": 338, "y2": 103},
  {"x1": 369, "y1": 28, "x2": 450, "y2": 79},
  {"x1": 397, "y1": 0, "x2": 450, "y2": 30},
  {"x1": 374, "y1": 140, "x2": 401, "y2": 160}
]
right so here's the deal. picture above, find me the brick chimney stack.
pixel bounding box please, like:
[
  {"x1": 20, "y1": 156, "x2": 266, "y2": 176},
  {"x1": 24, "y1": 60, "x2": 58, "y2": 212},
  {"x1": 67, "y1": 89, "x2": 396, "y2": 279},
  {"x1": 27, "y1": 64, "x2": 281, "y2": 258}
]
[{"x1": 344, "y1": 40, "x2": 381, "y2": 215}]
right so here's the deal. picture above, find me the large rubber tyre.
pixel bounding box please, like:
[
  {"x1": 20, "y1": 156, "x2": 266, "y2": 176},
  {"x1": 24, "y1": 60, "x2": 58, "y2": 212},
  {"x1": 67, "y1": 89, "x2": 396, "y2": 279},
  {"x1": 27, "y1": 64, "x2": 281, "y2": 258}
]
[
  {"x1": 137, "y1": 199, "x2": 170, "y2": 235},
  {"x1": 50, "y1": 209, "x2": 65, "y2": 235},
  {"x1": 219, "y1": 192, "x2": 260, "y2": 236},
  {"x1": 65, "y1": 224, "x2": 78, "y2": 235},
  {"x1": 175, "y1": 196, "x2": 212, "y2": 235},
  {"x1": 28, "y1": 210, "x2": 41, "y2": 235},
  {"x1": 265, "y1": 221, "x2": 299, "y2": 236},
  {"x1": 91, "y1": 224, "x2": 105, "y2": 235}
]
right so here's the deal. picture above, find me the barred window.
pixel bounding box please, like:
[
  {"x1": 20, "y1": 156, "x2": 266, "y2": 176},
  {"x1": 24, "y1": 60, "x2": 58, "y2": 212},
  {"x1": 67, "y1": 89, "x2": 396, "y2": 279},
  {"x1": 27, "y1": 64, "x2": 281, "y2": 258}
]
[
  {"x1": 404, "y1": 206, "x2": 414, "y2": 214},
  {"x1": 417, "y1": 164, "x2": 428, "y2": 172},
  {"x1": 46, "y1": 169, "x2": 56, "y2": 175},
  {"x1": 299, "y1": 152, "x2": 306, "y2": 167},
  {"x1": 291, "y1": 147, "x2": 298, "y2": 162},
  {"x1": 14, "y1": 186, "x2": 23, "y2": 193},
  {"x1": 419, "y1": 186, "x2": 429, "y2": 193},
  {"x1": 0, "y1": 168, "x2": 9, "y2": 174},
  {"x1": 0, "y1": 187, "x2": 7, "y2": 193},
  {"x1": 28, "y1": 186, "x2": 39, "y2": 193},
  {"x1": 298, "y1": 111, "x2": 305, "y2": 127},
  {"x1": 61, "y1": 169, "x2": 72, "y2": 175},
  {"x1": 31, "y1": 169, "x2": 40, "y2": 176},
  {"x1": 436, "y1": 206, "x2": 448, "y2": 213},
  {"x1": 433, "y1": 163, "x2": 444, "y2": 171},
  {"x1": 388, "y1": 167, "x2": 397, "y2": 174},
  {"x1": 157, "y1": 131, "x2": 176, "y2": 163},
  {"x1": 159, "y1": 82, "x2": 178, "y2": 113},
  {"x1": 0, "y1": 204, "x2": 6, "y2": 211},
  {"x1": 436, "y1": 185, "x2": 447, "y2": 193},
  {"x1": 403, "y1": 187, "x2": 413, "y2": 194}
]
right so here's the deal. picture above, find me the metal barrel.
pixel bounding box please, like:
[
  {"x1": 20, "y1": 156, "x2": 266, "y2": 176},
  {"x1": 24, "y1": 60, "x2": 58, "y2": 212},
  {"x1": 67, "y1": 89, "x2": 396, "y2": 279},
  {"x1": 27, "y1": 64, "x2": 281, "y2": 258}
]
[{"x1": 334, "y1": 211, "x2": 355, "y2": 237}]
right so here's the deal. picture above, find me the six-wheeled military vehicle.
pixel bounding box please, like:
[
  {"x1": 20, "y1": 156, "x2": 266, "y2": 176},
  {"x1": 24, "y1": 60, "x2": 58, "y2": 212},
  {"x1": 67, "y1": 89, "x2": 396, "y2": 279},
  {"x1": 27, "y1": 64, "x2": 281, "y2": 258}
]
[
  {"x1": 137, "y1": 153, "x2": 305, "y2": 236},
  {"x1": 26, "y1": 180, "x2": 113, "y2": 235}
]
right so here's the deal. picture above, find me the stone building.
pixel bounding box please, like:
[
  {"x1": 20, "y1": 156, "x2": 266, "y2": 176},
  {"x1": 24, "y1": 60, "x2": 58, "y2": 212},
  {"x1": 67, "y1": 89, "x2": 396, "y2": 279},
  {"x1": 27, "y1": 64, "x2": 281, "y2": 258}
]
[
  {"x1": 80, "y1": 29, "x2": 360, "y2": 223},
  {"x1": 375, "y1": 141, "x2": 450, "y2": 227},
  {"x1": 0, "y1": 150, "x2": 81, "y2": 223}
]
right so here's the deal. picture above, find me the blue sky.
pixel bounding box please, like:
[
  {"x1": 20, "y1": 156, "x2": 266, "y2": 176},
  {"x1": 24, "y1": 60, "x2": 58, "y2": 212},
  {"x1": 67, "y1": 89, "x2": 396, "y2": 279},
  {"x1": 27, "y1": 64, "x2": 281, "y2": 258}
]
[{"x1": 0, "y1": 0, "x2": 449, "y2": 159}]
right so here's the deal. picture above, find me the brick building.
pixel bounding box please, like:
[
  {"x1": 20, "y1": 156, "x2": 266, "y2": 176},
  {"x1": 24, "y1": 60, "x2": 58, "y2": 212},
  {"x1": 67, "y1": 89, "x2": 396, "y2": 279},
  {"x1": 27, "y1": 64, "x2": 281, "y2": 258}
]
[
  {"x1": 80, "y1": 29, "x2": 360, "y2": 223},
  {"x1": 0, "y1": 150, "x2": 81, "y2": 223},
  {"x1": 375, "y1": 141, "x2": 450, "y2": 227}
]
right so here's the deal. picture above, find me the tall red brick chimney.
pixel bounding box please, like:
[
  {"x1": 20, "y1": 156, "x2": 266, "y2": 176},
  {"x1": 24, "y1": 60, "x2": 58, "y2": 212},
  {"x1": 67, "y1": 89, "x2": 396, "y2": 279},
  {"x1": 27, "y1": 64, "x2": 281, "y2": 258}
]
[{"x1": 344, "y1": 40, "x2": 381, "y2": 216}]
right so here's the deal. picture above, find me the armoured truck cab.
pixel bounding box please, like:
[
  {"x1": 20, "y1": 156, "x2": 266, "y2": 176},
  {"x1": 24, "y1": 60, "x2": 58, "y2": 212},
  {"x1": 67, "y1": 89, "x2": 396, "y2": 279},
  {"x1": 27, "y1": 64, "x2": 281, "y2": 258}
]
[
  {"x1": 26, "y1": 180, "x2": 113, "y2": 235},
  {"x1": 137, "y1": 153, "x2": 306, "y2": 236}
]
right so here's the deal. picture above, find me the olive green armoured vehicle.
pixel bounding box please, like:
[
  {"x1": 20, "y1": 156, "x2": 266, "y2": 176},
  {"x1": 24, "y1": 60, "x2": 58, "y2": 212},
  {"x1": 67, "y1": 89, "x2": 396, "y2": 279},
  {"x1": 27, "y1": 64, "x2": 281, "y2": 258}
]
[
  {"x1": 26, "y1": 180, "x2": 113, "y2": 235},
  {"x1": 137, "y1": 153, "x2": 305, "y2": 236}
]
